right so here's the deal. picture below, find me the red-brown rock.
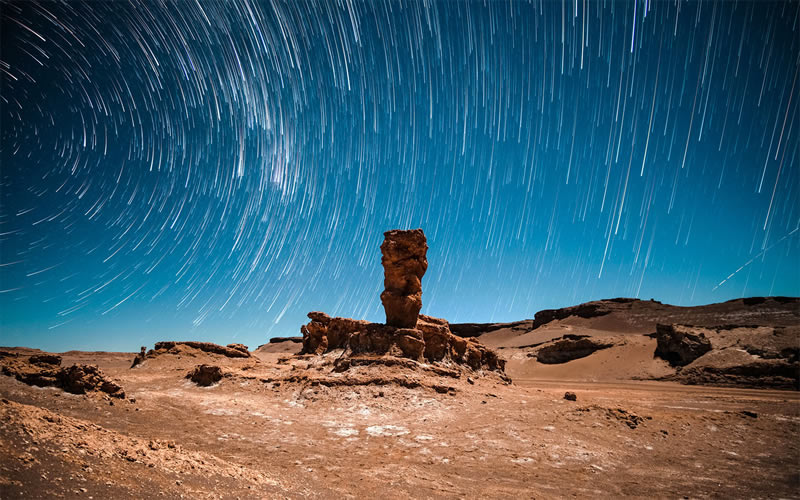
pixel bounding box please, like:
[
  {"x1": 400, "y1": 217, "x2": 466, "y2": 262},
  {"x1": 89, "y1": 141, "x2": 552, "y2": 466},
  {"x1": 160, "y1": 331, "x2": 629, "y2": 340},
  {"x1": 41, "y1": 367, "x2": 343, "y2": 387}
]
[
  {"x1": 187, "y1": 365, "x2": 224, "y2": 386},
  {"x1": 1, "y1": 357, "x2": 125, "y2": 398},
  {"x1": 226, "y1": 343, "x2": 250, "y2": 355},
  {"x1": 152, "y1": 341, "x2": 251, "y2": 358},
  {"x1": 29, "y1": 354, "x2": 62, "y2": 366},
  {"x1": 300, "y1": 312, "x2": 504, "y2": 372},
  {"x1": 298, "y1": 228, "x2": 505, "y2": 374},
  {"x1": 380, "y1": 229, "x2": 428, "y2": 328},
  {"x1": 57, "y1": 365, "x2": 125, "y2": 398}
]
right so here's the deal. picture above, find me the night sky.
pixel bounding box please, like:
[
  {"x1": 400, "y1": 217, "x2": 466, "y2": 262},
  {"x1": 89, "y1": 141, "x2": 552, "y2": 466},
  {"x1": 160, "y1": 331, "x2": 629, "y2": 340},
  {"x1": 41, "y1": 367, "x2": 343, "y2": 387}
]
[{"x1": 1, "y1": 1, "x2": 798, "y2": 352}]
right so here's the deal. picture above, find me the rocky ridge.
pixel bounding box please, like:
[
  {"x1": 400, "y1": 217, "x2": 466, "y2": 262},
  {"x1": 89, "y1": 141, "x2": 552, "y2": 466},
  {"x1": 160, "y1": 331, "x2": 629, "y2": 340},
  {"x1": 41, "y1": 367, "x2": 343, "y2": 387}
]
[{"x1": 131, "y1": 341, "x2": 252, "y2": 368}]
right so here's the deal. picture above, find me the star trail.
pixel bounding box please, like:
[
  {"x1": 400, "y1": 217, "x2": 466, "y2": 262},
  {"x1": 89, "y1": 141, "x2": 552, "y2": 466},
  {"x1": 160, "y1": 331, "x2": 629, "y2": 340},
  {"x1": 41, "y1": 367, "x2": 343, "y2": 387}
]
[{"x1": 1, "y1": 1, "x2": 798, "y2": 352}]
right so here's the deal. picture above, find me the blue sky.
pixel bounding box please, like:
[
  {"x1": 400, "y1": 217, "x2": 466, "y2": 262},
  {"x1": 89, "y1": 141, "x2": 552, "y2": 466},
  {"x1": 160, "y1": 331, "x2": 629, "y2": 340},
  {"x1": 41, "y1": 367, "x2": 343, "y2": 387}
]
[{"x1": 1, "y1": 1, "x2": 798, "y2": 352}]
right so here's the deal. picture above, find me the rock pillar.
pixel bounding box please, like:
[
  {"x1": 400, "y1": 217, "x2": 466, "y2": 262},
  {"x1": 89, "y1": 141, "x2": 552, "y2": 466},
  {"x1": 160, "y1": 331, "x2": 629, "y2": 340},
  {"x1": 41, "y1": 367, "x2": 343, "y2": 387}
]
[{"x1": 379, "y1": 229, "x2": 428, "y2": 328}]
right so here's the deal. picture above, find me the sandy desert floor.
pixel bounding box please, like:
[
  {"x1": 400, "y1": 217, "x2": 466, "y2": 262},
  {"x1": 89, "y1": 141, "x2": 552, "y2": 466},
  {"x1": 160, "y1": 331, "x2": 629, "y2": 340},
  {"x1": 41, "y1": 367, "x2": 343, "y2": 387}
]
[{"x1": 1, "y1": 347, "x2": 798, "y2": 499}]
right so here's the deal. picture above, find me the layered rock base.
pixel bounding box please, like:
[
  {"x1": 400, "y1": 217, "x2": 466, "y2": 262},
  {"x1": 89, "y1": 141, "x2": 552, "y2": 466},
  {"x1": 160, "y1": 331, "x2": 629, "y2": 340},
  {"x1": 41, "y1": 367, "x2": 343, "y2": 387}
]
[{"x1": 300, "y1": 312, "x2": 505, "y2": 372}]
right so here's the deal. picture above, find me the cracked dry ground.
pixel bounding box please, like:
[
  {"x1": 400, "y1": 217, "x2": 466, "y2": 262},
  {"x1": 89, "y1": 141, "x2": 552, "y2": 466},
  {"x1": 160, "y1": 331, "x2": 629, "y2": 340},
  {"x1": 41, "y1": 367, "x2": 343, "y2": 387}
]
[{"x1": 0, "y1": 350, "x2": 798, "y2": 499}]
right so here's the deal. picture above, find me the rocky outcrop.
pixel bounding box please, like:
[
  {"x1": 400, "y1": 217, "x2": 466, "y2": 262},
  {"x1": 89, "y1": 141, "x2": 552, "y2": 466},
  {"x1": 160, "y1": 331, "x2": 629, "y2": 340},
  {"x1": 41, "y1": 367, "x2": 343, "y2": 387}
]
[
  {"x1": 449, "y1": 320, "x2": 534, "y2": 338},
  {"x1": 654, "y1": 324, "x2": 712, "y2": 366},
  {"x1": 535, "y1": 335, "x2": 616, "y2": 364},
  {"x1": 655, "y1": 324, "x2": 799, "y2": 389},
  {"x1": 254, "y1": 337, "x2": 304, "y2": 354},
  {"x1": 267, "y1": 337, "x2": 303, "y2": 344},
  {"x1": 29, "y1": 354, "x2": 62, "y2": 366},
  {"x1": 131, "y1": 346, "x2": 147, "y2": 368},
  {"x1": 151, "y1": 341, "x2": 251, "y2": 358},
  {"x1": 672, "y1": 358, "x2": 798, "y2": 390},
  {"x1": 226, "y1": 343, "x2": 250, "y2": 355},
  {"x1": 380, "y1": 229, "x2": 428, "y2": 328},
  {"x1": 132, "y1": 342, "x2": 253, "y2": 368},
  {"x1": 532, "y1": 300, "x2": 635, "y2": 328},
  {"x1": 1, "y1": 355, "x2": 125, "y2": 398},
  {"x1": 300, "y1": 312, "x2": 505, "y2": 372},
  {"x1": 187, "y1": 365, "x2": 224, "y2": 386},
  {"x1": 1, "y1": 358, "x2": 61, "y2": 388},
  {"x1": 57, "y1": 364, "x2": 125, "y2": 398}
]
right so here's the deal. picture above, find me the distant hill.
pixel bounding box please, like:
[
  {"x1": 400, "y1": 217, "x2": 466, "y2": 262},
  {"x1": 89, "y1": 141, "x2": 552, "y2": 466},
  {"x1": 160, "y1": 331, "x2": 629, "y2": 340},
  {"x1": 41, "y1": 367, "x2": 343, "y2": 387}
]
[{"x1": 449, "y1": 297, "x2": 799, "y2": 389}]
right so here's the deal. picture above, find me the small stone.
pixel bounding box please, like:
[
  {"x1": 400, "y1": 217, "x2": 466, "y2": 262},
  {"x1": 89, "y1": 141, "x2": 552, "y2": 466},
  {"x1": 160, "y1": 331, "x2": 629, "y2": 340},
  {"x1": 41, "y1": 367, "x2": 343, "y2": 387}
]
[
  {"x1": 467, "y1": 377, "x2": 475, "y2": 385},
  {"x1": 564, "y1": 392, "x2": 577, "y2": 401}
]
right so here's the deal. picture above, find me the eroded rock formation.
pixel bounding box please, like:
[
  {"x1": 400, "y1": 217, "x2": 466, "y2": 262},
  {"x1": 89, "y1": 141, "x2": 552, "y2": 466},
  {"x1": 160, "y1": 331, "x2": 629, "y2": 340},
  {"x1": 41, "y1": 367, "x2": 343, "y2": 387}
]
[
  {"x1": 300, "y1": 312, "x2": 504, "y2": 371},
  {"x1": 654, "y1": 324, "x2": 713, "y2": 366},
  {"x1": 29, "y1": 354, "x2": 62, "y2": 366},
  {"x1": 380, "y1": 229, "x2": 428, "y2": 328},
  {"x1": 1, "y1": 355, "x2": 125, "y2": 398},
  {"x1": 266, "y1": 337, "x2": 303, "y2": 344},
  {"x1": 151, "y1": 341, "x2": 251, "y2": 358},
  {"x1": 298, "y1": 228, "x2": 505, "y2": 374},
  {"x1": 187, "y1": 364, "x2": 224, "y2": 386},
  {"x1": 655, "y1": 324, "x2": 799, "y2": 389},
  {"x1": 58, "y1": 365, "x2": 125, "y2": 398},
  {"x1": 226, "y1": 343, "x2": 250, "y2": 355},
  {"x1": 535, "y1": 335, "x2": 617, "y2": 364}
]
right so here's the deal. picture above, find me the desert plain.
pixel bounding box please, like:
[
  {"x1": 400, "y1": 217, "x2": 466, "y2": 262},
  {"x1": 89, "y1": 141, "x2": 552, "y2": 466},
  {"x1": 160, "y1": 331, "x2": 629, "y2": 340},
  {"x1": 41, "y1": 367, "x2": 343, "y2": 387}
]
[{"x1": 1, "y1": 295, "x2": 798, "y2": 499}]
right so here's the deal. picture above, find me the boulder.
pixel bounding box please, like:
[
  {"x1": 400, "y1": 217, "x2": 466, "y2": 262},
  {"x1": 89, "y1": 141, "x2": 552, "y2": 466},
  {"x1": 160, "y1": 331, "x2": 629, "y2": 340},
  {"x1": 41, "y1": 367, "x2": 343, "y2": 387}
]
[{"x1": 187, "y1": 365, "x2": 224, "y2": 386}]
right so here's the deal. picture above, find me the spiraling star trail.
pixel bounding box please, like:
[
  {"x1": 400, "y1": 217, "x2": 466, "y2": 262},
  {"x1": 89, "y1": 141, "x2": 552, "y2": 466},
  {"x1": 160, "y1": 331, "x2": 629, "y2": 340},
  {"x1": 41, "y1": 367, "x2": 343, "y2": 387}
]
[{"x1": 1, "y1": 1, "x2": 798, "y2": 352}]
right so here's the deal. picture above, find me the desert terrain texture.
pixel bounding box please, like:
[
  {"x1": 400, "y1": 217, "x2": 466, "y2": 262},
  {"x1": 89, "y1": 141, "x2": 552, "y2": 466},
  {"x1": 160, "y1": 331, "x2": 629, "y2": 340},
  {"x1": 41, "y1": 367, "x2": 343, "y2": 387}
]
[{"x1": 1, "y1": 296, "x2": 798, "y2": 498}]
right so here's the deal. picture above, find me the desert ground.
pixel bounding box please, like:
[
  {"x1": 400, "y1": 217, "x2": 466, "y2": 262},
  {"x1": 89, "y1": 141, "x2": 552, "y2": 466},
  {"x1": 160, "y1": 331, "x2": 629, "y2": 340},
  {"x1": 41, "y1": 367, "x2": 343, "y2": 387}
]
[{"x1": 1, "y1": 297, "x2": 798, "y2": 498}]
